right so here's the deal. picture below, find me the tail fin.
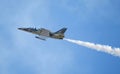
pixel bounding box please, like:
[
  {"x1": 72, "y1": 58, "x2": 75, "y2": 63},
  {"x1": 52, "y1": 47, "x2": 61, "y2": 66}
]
[{"x1": 54, "y1": 28, "x2": 67, "y2": 34}]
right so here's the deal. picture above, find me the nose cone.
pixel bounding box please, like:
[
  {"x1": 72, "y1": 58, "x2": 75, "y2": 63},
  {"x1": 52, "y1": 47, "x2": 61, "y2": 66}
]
[
  {"x1": 18, "y1": 28, "x2": 23, "y2": 30},
  {"x1": 18, "y1": 28, "x2": 28, "y2": 31}
]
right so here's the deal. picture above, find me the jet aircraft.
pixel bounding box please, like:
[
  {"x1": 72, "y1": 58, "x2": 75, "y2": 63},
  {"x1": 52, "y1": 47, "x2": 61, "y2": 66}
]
[{"x1": 18, "y1": 27, "x2": 67, "y2": 40}]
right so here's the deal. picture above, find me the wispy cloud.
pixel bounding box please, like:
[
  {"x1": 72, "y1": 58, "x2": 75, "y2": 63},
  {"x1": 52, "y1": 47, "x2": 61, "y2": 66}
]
[{"x1": 0, "y1": 0, "x2": 74, "y2": 74}]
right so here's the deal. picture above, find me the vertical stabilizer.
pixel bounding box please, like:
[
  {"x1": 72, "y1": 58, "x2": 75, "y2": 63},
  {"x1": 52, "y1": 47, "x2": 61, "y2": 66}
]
[{"x1": 54, "y1": 28, "x2": 67, "y2": 34}]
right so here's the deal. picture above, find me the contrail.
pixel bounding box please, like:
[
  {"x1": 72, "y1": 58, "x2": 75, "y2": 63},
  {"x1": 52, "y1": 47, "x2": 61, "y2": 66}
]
[{"x1": 64, "y1": 38, "x2": 120, "y2": 57}]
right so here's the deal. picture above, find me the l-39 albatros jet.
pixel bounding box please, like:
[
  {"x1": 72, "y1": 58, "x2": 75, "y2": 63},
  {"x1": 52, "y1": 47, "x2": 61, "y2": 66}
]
[{"x1": 18, "y1": 27, "x2": 67, "y2": 40}]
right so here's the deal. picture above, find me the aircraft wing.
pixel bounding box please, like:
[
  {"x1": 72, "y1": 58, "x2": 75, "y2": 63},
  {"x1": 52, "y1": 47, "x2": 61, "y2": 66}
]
[
  {"x1": 37, "y1": 28, "x2": 50, "y2": 37},
  {"x1": 35, "y1": 36, "x2": 47, "y2": 40}
]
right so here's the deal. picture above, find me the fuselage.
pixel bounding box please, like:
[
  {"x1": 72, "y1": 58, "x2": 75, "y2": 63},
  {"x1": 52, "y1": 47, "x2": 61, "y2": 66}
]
[
  {"x1": 50, "y1": 33, "x2": 64, "y2": 39},
  {"x1": 18, "y1": 28, "x2": 65, "y2": 39}
]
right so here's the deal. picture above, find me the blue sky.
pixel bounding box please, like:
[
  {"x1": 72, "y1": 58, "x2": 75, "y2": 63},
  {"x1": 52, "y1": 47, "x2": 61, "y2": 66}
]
[{"x1": 0, "y1": 0, "x2": 120, "y2": 74}]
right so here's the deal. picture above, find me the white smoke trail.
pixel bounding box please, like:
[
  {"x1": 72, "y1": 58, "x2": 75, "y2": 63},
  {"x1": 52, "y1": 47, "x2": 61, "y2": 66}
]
[{"x1": 64, "y1": 38, "x2": 120, "y2": 57}]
